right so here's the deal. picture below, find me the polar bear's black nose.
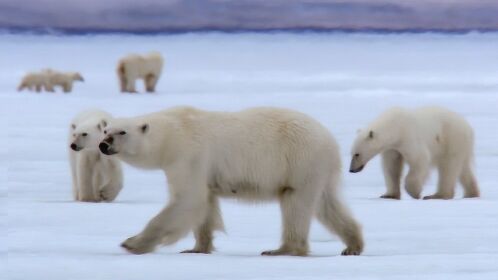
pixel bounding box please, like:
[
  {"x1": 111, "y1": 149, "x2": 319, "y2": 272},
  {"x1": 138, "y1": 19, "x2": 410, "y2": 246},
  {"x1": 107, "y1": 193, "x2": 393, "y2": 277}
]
[
  {"x1": 99, "y1": 142, "x2": 110, "y2": 154},
  {"x1": 70, "y1": 143, "x2": 82, "y2": 151}
]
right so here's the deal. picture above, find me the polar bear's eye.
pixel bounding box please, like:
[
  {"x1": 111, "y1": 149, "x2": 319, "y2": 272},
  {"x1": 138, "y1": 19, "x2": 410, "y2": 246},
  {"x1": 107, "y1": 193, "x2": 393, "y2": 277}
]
[
  {"x1": 82, "y1": 133, "x2": 88, "y2": 137},
  {"x1": 119, "y1": 131, "x2": 127, "y2": 135},
  {"x1": 104, "y1": 130, "x2": 107, "y2": 134},
  {"x1": 354, "y1": 153, "x2": 360, "y2": 158}
]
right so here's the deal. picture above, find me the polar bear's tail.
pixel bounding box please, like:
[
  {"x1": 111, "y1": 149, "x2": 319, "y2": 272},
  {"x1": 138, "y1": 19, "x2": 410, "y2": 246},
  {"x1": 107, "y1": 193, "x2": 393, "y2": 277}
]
[{"x1": 315, "y1": 173, "x2": 364, "y2": 255}]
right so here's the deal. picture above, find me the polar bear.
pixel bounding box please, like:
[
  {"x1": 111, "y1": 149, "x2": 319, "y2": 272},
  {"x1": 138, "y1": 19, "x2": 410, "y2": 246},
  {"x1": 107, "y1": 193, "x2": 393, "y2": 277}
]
[
  {"x1": 117, "y1": 52, "x2": 163, "y2": 93},
  {"x1": 18, "y1": 71, "x2": 49, "y2": 92},
  {"x1": 98, "y1": 106, "x2": 363, "y2": 256},
  {"x1": 350, "y1": 106, "x2": 479, "y2": 200},
  {"x1": 69, "y1": 110, "x2": 123, "y2": 202},
  {"x1": 45, "y1": 69, "x2": 84, "y2": 93}
]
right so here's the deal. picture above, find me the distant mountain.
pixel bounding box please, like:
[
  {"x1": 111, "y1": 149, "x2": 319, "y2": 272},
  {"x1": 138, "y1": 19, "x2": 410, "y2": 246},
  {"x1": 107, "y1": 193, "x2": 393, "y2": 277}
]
[{"x1": 2, "y1": 0, "x2": 498, "y2": 34}]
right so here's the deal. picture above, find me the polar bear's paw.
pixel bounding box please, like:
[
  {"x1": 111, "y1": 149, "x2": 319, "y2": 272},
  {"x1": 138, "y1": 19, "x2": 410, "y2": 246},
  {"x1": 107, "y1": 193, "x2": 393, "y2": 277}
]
[
  {"x1": 99, "y1": 188, "x2": 116, "y2": 202},
  {"x1": 341, "y1": 247, "x2": 361, "y2": 256},
  {"x1": 261, "y1": 248, "x2": 307, "y2": 256},
  {"x1": 121, "y1": 235, "x2": 156, "y2": 255},
  {"x1": 423, "y1": 193, "x2": 452, "y2": 200},
  {"x1": 180, "y1": 249, "x2": 211, "y2": 254},
  {"x1": 380, "y1": 193, "x2": 400, "y2": 200}
]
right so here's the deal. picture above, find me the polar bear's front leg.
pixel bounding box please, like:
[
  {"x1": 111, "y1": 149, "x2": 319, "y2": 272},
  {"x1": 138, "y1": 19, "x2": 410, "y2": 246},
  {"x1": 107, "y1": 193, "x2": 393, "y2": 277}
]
[
  {"x1": 69, "y1": 151, "x2": 79, "y2": 200},
  {"x1": 121, "y1": 195, "x2": 208, "y2": 254},
  {"x1": 181, "y1": 194, "x2": 224, "y2": 254},
  {"x1": 125, "y1": 78, "x2": 137, "y2": 93},
  {"x1": 99, "y1": 161, "x2": 123, "y2": 202},
  {"x1": 404, "y1": 164, "x2": 429, "y2": 199},
  {"x1": 122, "y1": 168, "x2": 209, "y2": 254},
  {"x1": 77, "y1": 156, "x2": 100, "y2": 202},
  {"x1": 381, "y1": 150, "x2": 403, "y2": 199}
]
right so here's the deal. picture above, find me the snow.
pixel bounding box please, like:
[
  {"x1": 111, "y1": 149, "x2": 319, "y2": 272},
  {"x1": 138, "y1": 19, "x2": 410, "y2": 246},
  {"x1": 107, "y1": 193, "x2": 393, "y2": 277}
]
[{"x1": 3, "y1": 33, "x2": 498, "y2": 279}]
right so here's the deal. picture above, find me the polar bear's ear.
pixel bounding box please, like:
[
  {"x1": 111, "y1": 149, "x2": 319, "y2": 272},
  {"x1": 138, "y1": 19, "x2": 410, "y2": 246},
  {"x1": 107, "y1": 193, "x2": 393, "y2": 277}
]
[
  {"x1": 140, "y1": 124, "x2": 149, "y2": 134},
  {"x1": 97, "y1": 119, "x2": 107, "y2": 132},
  {"x1": 71, "y1": 124, "x2": 76, "y2": 130},
  {"x1": 368, "y1": 130, "x2": 374, "y2": 139}
]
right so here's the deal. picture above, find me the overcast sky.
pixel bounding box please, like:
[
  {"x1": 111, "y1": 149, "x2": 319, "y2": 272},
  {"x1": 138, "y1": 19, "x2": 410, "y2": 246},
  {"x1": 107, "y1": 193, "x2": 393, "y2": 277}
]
[{"x1": 2, "y1": 0, "x2": 498, "y2": 32}]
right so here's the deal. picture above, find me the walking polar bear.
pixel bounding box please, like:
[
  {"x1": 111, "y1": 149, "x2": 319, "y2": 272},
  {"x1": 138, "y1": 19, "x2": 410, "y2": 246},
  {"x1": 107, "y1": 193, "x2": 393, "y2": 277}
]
[
  {"x1": 98, "y1": 106, "x2": 364, "y2": 256},
  {"x1": 45, "y1": 69, "x2": 84, "y2": 93},
  {"x1": 350, "y1": 106, "x2": 479, "y2": 200},
  {"x1": 117, "y1": 52, "x2": 164, "y2": 93},
  {"x1": 18, "y1": 69, "x2": 84, "y2": 93},
  {"x1": 69, "y1": 110, "x2": 123, "y2": 202}
]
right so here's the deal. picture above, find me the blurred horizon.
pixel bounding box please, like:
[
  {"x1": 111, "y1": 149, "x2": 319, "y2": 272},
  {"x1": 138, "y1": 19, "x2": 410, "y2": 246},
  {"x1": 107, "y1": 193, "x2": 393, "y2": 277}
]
[{"x1": 2, "y1": 0, "x2": 498, "y2": 34}]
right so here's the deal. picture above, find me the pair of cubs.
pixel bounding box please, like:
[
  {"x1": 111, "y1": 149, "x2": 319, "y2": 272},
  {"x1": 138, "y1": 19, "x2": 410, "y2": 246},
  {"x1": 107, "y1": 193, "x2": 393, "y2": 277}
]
[{"x1": 69, "y1": 106, "x2": 478, "y2": 257}]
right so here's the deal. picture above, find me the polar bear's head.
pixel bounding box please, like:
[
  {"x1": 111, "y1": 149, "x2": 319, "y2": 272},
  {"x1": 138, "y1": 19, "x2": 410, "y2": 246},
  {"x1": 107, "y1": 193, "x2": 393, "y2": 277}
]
[
  {"x1": 70, "y1": 120, "x2": 107, "y2": 152},
  {"x1": 98, "y1": 118, "x2": 149, "y2": 157},
  {"x1": 349, "y1": 129, "x2": 382, "y2": 173},
  {"x1": 349, "y1": 108, "x2": 407, "y2": 173},
  {"x1": 71, "y1": 72, "x2": 84, "y2": 82}
]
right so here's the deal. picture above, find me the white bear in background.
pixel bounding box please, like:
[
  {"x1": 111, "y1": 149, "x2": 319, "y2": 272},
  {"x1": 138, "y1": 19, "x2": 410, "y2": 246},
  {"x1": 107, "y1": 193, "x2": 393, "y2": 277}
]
[
  {"x1": 116, "y1": 52, "x2": 164, "y2": 93},
  {"x1": 18, "y1": 69, "x2": 84, "y2": 93},
  {"x1": 69, "y1": 110, "x2": 123, "y2": 202},
  {"x1": 350, "y1": 106, "x2": 479, "y2": 200},
  {"x1": 98, "y1": 106, "x2": 363, "y2": 256},
  {"x1": 45, "y1": 69, "x2": 84, "y2": 93},
  {"x1": 17, "y1": 71, "x2": 49, "y2": 92}
]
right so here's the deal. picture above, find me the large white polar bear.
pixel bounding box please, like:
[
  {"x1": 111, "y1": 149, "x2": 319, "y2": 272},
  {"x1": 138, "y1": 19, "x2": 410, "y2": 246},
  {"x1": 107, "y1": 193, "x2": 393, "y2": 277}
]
[
  {"x1": 69, "y1": 110, "x2": 123, "y2": 202},
  {"x1": 350, "y1": 106, "x2": 479, "y2": 200},
  {"x1": 117, "y1": 52, "x2": 164, "y2": 93},
  {"x1": 98, "y1": 106, "x2": 364, "y2": 256}
]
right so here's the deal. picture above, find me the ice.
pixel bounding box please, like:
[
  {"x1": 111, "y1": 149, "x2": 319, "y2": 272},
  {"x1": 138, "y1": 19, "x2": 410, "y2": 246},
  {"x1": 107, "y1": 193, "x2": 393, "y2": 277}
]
[{"x1": 3, "y1": 32, "x2": 498, "y2": 279}]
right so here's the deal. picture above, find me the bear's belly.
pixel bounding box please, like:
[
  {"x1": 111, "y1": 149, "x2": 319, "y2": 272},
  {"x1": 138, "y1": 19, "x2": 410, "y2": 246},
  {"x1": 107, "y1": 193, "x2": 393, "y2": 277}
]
[{"x1": 208, "y1": 179, "x2": 277, "y2": 201}]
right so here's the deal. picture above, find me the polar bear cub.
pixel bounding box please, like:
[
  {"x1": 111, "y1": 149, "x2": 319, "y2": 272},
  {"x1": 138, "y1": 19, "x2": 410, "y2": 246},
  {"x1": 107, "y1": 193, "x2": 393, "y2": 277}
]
[
  {"x1": 99, "y1": 106, "x2": 363, "y2": 256},
  {"x1": 69, "y1": 110, "x2": 123, "y2": 202},
  {"x1": 117, "y1": 52, "x2": 164, "y2": 93},
  {"x1": 45, "y1": 69, "x2": 84, "y2": 93},
  {"x1": 350, "y1": 106, "x2": 479, "y2": 200}
]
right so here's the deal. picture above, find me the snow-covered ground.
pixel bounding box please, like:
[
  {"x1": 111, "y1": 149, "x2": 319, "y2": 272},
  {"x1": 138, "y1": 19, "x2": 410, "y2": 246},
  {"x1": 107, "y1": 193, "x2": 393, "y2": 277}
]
[{"x1": 3, "y1": 33, "x2": 498, "y2": 279}]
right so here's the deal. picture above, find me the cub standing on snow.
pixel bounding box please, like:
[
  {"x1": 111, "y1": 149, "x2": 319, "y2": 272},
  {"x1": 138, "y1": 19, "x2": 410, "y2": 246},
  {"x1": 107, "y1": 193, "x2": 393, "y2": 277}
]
[
  {"x1": 99, "y1": 106, "x2": 364, "y2": 256},
  {"x1": 69, "y1": 110, "x2": 123, "y2": 202},
  {"x1": 117, "y1": 52, "x2": 164, "y2": 93},
  {"x1": 350, "y1": 106, "x2": 479, "y2": 200},
  {"x1": 44, "y1": 69, "x2": 84, "y2": 93}
]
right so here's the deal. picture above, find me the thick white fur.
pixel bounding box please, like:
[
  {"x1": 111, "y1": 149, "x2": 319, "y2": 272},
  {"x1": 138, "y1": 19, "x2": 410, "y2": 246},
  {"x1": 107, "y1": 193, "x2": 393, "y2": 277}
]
[
  {"x1": 18, "y1": 71, "x2": 49, "y2": 92},
  {"x1": 350, "y1": 106, "x2": 479, "y2": 200},
  {"x1": 18, "y1": 69, "x2": 83, "y2": 93},
  {"x1": 69, "y1": 110, "x2": 123, "y2": 202},
  {"x1": 100, "y1": 106, "x2": 363, "y2": 256},
  {"x1": 117, "y1": 52, "x2": 163, "y2": 93},
  {"x1": 45, "y1": 69, "x2": 84, "y2": 93}
]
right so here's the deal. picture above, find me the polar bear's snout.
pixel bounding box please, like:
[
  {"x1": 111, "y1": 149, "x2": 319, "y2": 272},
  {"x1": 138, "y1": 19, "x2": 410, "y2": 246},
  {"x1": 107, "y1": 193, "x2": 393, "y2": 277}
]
[
  {"x1": 70, "y1": 143, "x2": 83, "y2": 152},
  {"x1": 99, "y1": 136, "x2": 117, "y2": 155},
  {"x1": 349, "y1": 154, "x2": 365, "y2": 173}
]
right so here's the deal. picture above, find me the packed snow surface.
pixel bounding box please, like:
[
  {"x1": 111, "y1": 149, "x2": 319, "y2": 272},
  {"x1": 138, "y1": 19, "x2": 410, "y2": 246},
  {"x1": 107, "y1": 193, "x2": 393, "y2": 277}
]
[{"x1": 2, "y1": 33, "x2": 498, "y2": 279}]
